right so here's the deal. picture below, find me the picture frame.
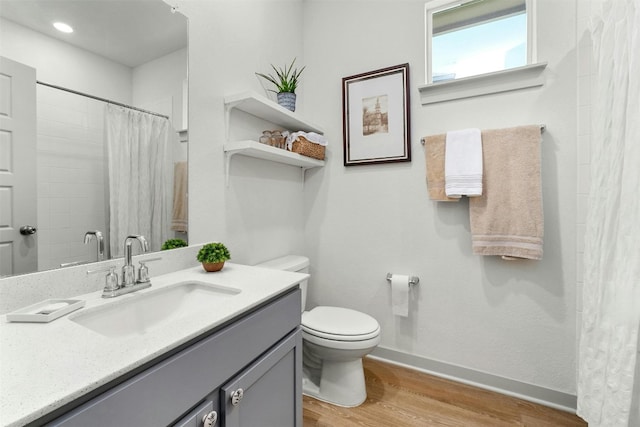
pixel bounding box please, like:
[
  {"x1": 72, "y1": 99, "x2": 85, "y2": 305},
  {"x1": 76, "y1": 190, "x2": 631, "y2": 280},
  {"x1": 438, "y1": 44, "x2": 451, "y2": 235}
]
[{"x1": 342, "y1": 63, "x2": 411, "y2": 166}]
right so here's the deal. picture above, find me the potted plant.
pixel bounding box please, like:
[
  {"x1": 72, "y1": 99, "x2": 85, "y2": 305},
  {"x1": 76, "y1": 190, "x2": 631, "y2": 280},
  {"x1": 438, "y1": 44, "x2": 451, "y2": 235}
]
[
  {"x1": 256, "y1": 58, "x2": 305, "y2": 112},
  {"x1": 196, "y1": 242, "x2": 231, "y2": 272},
  {"x1": 161, "y1": 238, "x2": 188, "y2": 250}
]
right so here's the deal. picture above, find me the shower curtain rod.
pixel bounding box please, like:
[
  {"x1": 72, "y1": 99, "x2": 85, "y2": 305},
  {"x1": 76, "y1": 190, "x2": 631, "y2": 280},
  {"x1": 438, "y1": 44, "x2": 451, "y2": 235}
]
[{"x1": 36, "y1": 81, "x2": 170, "y2": 120}]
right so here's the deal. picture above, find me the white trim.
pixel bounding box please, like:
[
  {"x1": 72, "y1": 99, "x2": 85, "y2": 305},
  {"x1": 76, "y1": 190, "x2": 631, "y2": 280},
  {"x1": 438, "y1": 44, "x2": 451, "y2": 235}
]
[
  {"x1": 419, "y1": 62, "x2": 547, "y2": 105},
  {"x1": 369, "y1": 346, "x2": 578, "y2": 413}
]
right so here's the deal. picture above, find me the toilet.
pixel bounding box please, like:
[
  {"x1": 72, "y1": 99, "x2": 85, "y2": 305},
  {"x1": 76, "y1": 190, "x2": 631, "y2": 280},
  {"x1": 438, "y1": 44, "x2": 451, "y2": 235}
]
[
  {"x1": 256, "y1": 255, "x2": 380, "y2": 407},
  {"x1": 257, "y1": 255, "x2": 380, "y2": 407}
]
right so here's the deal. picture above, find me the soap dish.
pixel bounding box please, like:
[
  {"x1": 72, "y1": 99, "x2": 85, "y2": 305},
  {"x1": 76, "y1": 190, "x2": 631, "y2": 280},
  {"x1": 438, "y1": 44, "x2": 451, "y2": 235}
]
[{"x1": 6, "y1": 299, "x2": 85, "y2": 323}]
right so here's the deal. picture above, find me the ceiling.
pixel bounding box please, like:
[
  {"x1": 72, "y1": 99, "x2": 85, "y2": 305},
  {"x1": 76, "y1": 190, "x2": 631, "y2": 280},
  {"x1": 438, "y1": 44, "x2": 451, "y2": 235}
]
[{"x1": 0, "y1": 0, "x2": 188, "y2": 67}]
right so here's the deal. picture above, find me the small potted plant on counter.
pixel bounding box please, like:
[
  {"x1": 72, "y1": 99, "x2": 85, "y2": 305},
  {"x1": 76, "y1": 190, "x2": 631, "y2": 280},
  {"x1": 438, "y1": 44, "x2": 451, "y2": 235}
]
[
  {"x1": 197, "y1": 242, "x2": 231, "y2": 272},
  {"x1": 256, "y1": 58, "x2": 305, "y2": 112},
  {"x1": 161, "y1": 238, "x2": 188, "y2": 250}
]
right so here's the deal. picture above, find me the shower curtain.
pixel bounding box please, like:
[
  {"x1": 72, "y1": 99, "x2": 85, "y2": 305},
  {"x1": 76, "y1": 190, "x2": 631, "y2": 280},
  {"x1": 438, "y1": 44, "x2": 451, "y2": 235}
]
[
  {"x1": 105, "y1": 104, "x2": 174, "y2": 258},
  {"x1": 577, "y1": 0, "x2": 640, "y2": 425}
]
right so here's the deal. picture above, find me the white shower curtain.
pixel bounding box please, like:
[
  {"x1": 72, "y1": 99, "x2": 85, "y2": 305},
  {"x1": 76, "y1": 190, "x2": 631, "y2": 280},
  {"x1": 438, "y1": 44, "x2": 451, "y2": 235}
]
[
  {"x1": 577, "y1": 0, "x2": 640, "y2": 425},
  {"x1": 105, "y1": 104, "x2": 174, "y2": 258}
]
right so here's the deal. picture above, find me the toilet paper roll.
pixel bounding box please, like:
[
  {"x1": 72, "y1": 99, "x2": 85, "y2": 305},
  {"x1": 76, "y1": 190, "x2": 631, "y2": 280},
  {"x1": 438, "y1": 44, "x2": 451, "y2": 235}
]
[{"x1": 391, "y1": 274, "x2": 409, "y2": 317}]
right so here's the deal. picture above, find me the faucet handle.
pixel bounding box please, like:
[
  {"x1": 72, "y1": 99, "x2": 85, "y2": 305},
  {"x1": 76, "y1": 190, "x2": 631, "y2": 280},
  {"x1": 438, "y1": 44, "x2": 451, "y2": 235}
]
[
  {"x1": 137, "y1": 257, "x2": 162, "y2": 284},
  {"x1": 87, "y1": 266, "x2": 120, "y2": 293}
]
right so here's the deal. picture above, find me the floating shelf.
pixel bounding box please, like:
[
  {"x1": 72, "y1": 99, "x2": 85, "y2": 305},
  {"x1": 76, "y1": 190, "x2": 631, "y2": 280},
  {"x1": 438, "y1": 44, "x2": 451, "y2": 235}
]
[
  {"x1": 223, "y1": 140, "x2": 324, "y2": 186},
  {"x1": 223, "y1": 92, "x2": 326, "y2": 186},
  {"x1": 224, "y1": 91, "x2": 325, "y2": 138}
]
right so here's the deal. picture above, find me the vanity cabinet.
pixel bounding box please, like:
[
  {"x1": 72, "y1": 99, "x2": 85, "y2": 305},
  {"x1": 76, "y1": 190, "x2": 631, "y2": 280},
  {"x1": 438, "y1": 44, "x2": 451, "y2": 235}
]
[{"x1": 46, "y1": 289, "x2": 302, "y2": 427}]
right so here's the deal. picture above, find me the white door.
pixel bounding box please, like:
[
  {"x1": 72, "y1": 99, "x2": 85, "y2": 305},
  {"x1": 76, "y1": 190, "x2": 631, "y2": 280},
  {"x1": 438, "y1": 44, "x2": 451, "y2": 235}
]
[{"x1": 0, "y1": 56, "x2": 37, "y2": 276}]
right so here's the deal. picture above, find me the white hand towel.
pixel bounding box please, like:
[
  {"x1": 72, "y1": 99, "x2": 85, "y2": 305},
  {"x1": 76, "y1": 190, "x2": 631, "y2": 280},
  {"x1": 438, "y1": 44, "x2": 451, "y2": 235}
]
[{"x1": 445, "y1": 128, "x2": 483, "y2": 197}]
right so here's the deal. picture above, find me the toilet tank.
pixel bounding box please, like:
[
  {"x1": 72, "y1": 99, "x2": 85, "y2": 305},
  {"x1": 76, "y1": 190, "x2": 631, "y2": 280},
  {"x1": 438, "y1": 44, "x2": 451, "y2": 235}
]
[{"x1": 256, "y1": 255, "x2": 309, "y2": 311}]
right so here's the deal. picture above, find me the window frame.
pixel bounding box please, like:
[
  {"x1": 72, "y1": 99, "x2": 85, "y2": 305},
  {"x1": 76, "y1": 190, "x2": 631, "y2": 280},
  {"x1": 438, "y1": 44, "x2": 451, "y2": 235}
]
[{"x1": 424, "y1": 0, "x2": 537, "y2": 84}]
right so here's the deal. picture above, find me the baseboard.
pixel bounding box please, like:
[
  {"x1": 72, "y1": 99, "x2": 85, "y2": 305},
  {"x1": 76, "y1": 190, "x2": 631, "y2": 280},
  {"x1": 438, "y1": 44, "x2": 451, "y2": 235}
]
[{"x1": 369, "y1": 346, "x2": 577, "y2": 413}]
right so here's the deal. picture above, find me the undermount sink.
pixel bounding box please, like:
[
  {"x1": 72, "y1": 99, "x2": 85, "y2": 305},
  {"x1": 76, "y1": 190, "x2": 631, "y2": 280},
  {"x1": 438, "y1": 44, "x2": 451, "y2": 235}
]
[{"x1": 70, "y1": 281, "x2": 241, "y2": 338}]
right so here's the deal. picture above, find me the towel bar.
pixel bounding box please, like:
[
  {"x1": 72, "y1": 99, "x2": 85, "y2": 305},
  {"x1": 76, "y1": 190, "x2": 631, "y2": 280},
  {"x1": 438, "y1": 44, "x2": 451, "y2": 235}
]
[
  {"x1": 420, "y1": 124, "x2": 546, "y2": 145},
  {"x1": 386, "y1": 273, "x2": 419, "y2": 286}
]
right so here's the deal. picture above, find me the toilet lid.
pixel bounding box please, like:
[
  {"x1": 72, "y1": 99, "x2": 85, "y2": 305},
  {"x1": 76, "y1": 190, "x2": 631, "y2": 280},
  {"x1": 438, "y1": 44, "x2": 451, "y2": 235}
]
[{"x1": 302, "y1": 306, "x2": 380, "y2": 341}]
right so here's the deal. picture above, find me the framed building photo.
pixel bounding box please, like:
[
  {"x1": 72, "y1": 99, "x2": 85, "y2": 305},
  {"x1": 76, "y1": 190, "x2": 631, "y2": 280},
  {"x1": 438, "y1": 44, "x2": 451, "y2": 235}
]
[{"x1": 342, "y1": 63, "x2": 411, "y2": 166}]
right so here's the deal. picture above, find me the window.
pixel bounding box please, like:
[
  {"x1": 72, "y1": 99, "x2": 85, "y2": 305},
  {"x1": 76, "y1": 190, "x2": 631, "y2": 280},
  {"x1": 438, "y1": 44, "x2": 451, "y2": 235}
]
[{"x1": 425, "y1": 0, "x2": 534, "y2": 84}]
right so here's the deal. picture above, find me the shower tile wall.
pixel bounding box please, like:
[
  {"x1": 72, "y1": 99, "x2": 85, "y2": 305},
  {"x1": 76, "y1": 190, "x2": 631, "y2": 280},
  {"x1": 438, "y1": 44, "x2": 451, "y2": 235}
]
[{"x1": 36, "y1": 85, "x2": 108, "y2": 270}]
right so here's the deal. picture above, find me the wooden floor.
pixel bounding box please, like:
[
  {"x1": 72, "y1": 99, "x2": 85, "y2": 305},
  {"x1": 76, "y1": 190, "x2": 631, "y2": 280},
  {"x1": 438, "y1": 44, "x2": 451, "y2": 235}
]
[{"x1": 303, "y1": 358, "x2": 587, "y2": 427}]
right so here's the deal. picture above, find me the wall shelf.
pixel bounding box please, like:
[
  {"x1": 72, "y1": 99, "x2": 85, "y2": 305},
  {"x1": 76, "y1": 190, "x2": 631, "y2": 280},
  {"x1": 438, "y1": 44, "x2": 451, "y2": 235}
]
[
  {"x1": 223, "y1": 91, "x2": 325, "y2": 186},
  {"x1": 223, "y1": 140, "x2": 324, "y2": 185},
  {"x1": 224, "y1": 91, "x2": 324, "y2": 139}
]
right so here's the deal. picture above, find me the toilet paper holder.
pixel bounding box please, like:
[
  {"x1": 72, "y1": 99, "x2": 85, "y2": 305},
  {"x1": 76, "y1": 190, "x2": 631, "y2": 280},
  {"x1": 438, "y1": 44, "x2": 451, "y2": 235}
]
[{"x1": 386, "y1": 273, "x2": 419, "y2": 286}]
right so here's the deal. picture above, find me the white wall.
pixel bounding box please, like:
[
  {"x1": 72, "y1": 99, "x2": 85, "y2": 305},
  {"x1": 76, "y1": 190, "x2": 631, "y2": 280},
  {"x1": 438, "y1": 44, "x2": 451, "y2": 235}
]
[
  {"x1": 173, "y1": 0, "x2": 306, "y2": 265},
  {"x1": 0, "y1": 18, "x2": 131, "y2": 104},
  {"x1": 302, "y1": 0, "x2": 578, "y2": 398},
  {"x1": 132, "y1": 47, "x2": 188, "y2": 132}
]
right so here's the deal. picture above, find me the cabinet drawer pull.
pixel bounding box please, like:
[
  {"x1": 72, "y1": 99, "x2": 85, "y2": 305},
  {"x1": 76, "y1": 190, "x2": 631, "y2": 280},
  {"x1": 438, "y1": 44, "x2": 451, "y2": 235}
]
[
  {"x1": 202, "y1": 410, "x2": 217, "y2": 427},
  {"x1": 230, "y1": 388, "x2": 244, "y2": 406}
]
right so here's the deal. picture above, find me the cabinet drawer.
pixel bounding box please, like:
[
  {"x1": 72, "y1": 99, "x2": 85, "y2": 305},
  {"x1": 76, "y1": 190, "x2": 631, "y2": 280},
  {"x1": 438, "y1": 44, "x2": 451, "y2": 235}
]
[{"x1": 48, "y1": 289, "x2": 300, "y2": 427}]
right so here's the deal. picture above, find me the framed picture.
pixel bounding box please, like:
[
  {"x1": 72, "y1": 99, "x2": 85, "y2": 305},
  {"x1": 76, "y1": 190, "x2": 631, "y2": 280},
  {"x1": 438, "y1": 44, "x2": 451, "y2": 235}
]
[{"x1": 342, "y1": 63, "x2": 411, "y2": 166}]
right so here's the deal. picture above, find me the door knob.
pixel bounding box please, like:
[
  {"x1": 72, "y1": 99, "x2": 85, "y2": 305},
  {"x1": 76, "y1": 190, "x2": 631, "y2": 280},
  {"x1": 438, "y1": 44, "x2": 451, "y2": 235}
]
[
  {"x1": 202, "y1": 410, "x2": 217, "y2": 427},
  {"x1": 19, "y1": 225, "x2": 37, "y2": 235}
]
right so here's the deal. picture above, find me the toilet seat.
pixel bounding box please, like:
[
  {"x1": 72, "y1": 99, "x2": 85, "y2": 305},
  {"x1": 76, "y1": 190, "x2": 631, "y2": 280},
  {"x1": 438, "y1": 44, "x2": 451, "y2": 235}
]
[{"x1": 302, "y1": 306, "x2": 380, "y2": 341}]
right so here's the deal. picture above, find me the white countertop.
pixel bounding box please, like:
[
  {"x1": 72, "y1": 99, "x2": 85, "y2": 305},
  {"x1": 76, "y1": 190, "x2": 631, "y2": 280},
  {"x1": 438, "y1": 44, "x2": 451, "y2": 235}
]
[{"x1": 0, "y1": 263, "x2": 306, "y2": 427}]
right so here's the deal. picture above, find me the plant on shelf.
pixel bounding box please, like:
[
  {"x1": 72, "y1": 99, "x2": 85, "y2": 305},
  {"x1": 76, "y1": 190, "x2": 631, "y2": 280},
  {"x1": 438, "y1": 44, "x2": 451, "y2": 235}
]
[
  {"x1": 161, "y1": 238, "x2": 188, "y2": 250},
  {"x1": 196, "y1": 242, "x2": 231, "y2": 272},
  {"x1": 255, "y1": 58, "x2": 305, "y2": 112}
]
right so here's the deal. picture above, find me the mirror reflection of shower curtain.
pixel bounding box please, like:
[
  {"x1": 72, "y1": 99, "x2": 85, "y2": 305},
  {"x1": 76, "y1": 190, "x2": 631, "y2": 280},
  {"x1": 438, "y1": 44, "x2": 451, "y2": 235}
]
[{"x1": 105, "y1": 104, "x2": 174, "y2": 258}]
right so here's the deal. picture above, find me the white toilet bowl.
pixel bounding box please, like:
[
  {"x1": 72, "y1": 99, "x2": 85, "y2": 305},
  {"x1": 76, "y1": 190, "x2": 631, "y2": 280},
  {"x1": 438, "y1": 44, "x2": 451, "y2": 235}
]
[
  {"x1": 255, "y1": 256, "x2": 381, "y2": 407},
  {"x1": 301, "y1": 306, "x2": 380, "y2": 407}
]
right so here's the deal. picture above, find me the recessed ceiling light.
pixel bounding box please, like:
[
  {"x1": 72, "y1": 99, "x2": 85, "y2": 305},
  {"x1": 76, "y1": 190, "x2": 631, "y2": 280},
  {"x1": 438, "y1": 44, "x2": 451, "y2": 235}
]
[{"x1": 53, "y1": 22, "x2": 74, "y2": 33}]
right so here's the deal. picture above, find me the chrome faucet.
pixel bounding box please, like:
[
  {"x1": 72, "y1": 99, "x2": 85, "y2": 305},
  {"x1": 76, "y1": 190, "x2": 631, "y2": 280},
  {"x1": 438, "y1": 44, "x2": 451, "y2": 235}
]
[
  {"x1": 84, "y1": 230, "x2": 105, "y2": 262},
  {"x1": 122, "y1": 235, "x2": 149, "y2": 287}
]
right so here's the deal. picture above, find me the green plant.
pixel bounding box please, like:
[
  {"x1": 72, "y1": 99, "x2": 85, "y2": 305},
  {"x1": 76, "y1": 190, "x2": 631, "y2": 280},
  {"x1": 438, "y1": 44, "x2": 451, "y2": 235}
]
[
  {"x1": 255, "y1": 58, "x2": 305, "y2": 94},
  {"x1": 161, "y1": 238, "x2": 188, "y2": 250},
  {"x1": 196, "y1": 242, "x2": 231, "y2": 264}
]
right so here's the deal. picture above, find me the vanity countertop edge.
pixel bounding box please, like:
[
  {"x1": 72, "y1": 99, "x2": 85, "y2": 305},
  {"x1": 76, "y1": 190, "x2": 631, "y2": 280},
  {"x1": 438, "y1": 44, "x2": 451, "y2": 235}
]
[{"x1": 0, "y1": 263, "x2": 306, "y2": 427}]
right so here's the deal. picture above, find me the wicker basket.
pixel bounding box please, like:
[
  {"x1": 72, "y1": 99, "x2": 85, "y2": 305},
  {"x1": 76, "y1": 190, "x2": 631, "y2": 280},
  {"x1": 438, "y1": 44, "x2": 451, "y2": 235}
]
[{"x1": 290, "y1": 136, "x2": 325, "y2": 160}]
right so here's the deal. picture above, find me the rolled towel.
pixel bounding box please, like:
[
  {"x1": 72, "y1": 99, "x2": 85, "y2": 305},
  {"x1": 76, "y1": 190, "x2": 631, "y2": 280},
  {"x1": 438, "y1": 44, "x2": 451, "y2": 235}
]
[
  {"x1": 469, "y1": 125, "x2": 543, "y2": 260},
  {"x1": 445, "y1": 128, "x2": 483, "y2": 198},
  {"x1": 424, "y1": 134, "x2": 460, "y2": 202}
]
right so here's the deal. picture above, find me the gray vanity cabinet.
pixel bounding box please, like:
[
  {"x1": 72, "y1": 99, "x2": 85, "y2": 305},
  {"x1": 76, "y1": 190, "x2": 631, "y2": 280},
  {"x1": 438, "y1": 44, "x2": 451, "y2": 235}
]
[
  {"x1": 46, "y1": 289, "x2": 302, "y2": 427},
  {"x1": 221, "y1": 330, "x2": 302, "y2": 426},
  {"x1": 174, "y1": 400, "x2": 215, "y2": 427}
]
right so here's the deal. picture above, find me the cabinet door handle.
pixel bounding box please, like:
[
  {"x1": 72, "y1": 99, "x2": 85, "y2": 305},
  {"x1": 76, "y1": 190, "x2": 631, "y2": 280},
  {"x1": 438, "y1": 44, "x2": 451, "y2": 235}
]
[
  {"x1": 230, "y1": 388, "x2": 244, "y2": 406},
  {"x1": 202, "y1": 410, "x2": 217, "y2": 427}
]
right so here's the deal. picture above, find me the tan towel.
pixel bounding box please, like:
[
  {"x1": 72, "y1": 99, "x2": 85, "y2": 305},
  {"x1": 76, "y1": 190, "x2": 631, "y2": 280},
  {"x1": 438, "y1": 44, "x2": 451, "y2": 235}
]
[
  {"x1": 171, "y1": 161, "x2": 188, "y2": 232},
  {"x1": 424, "y1": 134, "x2": 460, "y2": 202},
  {"x1": 469, "y1": 125, "x2": 543, "y2": 260}
]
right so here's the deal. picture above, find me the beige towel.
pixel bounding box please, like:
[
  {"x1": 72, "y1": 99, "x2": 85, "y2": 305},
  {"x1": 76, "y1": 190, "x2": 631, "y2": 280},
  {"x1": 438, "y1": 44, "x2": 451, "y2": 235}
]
[
  {"x1": 424, "y1": 134, "x2": 460, "y2": 202},
  {"x1": 171, "y1": 161, "x2": 188, "y2": 232},
  {"x1": 469, "y1": 125, "x2": 543, "y2": 260}
]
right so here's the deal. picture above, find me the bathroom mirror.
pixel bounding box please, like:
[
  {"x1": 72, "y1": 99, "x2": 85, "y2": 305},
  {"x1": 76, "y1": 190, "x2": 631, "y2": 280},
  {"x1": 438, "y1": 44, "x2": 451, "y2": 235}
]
[{"x1": 0, "y1": 0, "x2": 188, "y2": 277}]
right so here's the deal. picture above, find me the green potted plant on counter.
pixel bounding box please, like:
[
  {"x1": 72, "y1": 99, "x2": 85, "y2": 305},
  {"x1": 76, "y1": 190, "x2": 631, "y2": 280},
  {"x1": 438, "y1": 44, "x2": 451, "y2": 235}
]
[
  {"x1": 256, "y1": 58, "x2": 305, "y2": 112},
  {"x1": 197, "y1": 242, "x2": 231, "y2": 272}
]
